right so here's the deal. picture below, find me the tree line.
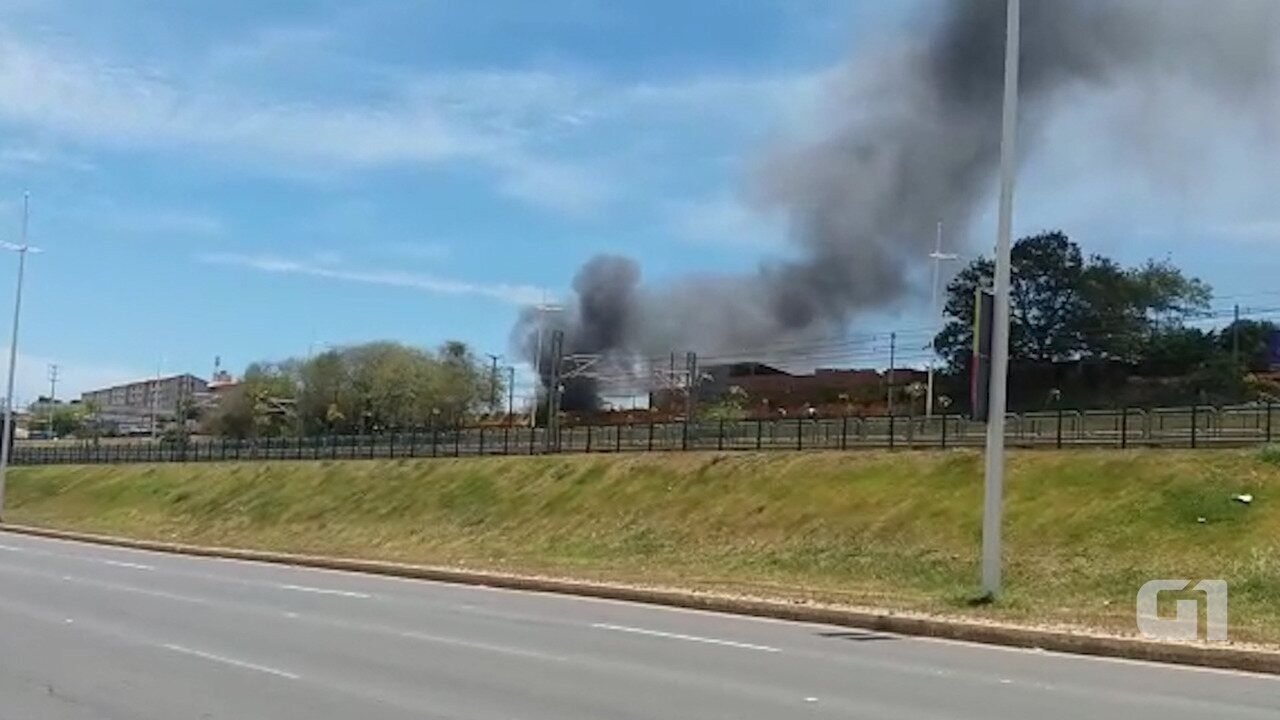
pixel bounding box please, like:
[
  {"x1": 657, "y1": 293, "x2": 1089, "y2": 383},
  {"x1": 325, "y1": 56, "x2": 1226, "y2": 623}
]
[
  {"x1": 935, "y1": 231, "x2": 1277, "y2": 410},
  {"x1": 205, "y1": 341, "x2": 506, "y2": 438}
]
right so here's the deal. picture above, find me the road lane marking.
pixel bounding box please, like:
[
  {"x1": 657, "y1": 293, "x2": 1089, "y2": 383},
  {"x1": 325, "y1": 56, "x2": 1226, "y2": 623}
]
[
  {"x1": 57, "y1": 573, "x2": 216, "y2": 604},
  {"x1": 279, "y1": 583, "x2": 371, "y2": 599},
  {"x1": 99, "y1": 559, "x2": 155, "y2": 570},
  {"x1": 398, "y1": 629, "x2": 569, "y2": 662},
  {"x1": 15, "y1": 532, "x2": 1277, "y2": 681},
  {"x1": 591, "y1": 623, "x2": 781, "y2": 653},
  {"x1": 162, "y1": 644, "x2": 299, "y2": 680}
]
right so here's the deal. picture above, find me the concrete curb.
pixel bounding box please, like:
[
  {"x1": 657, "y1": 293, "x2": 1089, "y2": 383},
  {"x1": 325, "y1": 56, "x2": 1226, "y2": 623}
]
[{"x1": 5, "y1": 522, "x2": 1278, "y2": 675}]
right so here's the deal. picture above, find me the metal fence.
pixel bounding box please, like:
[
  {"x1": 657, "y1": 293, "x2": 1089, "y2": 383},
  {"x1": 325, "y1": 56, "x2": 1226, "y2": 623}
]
[{"x1": 9, "y1": 403, "x2": 1278, "y2": 466}]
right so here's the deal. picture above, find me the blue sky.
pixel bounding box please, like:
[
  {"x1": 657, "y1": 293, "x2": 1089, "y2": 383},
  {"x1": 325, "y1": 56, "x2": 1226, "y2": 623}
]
[{"x1": 0, "y1": 0, "x2": 1276, "y2": 405}]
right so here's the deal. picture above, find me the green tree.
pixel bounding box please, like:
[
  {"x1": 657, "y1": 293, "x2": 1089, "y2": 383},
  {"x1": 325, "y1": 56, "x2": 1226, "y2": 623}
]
[
  {"x1": 49, "y1": 404, "x2": 86, "y2": 437},
  {"x1": 204, "y1": 362, "x2": 298, "y2": 438},
  {"x1": 208, "y1": 340, "x2": 501, "y2": 438},
  {"x1": 1216, "y1": 319, "x2": 1279, "y2": 373},
  {"x1": 936, "y1": 231, "x2": 1211, "y2": 371},
  {"x1": 1138, "y1": 326, "x2": 1217, "y2": 377}
]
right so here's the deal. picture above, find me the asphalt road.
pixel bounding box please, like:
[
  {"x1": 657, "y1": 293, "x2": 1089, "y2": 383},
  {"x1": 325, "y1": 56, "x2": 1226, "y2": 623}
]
[{"x1": 0, "y1": 531, "x2": 1274, "y2": 720}]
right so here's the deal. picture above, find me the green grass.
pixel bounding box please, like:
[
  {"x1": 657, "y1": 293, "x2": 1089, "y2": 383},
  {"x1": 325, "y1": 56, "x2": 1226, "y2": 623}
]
[{"x1": 7, "y1": 448, "x2": 1279, "y2": 644}]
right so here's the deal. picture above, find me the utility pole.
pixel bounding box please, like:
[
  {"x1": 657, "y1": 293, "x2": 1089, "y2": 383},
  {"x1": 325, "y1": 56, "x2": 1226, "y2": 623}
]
[
  {"x1": 486, "y1": 353, "x2": 501, "y2": 415},
  {"x1": 684, "y1": 352, "x2": 698, "y2": 424},
  {"x1": 1232, "y1": 304, "x2": 1241, "y2": 369},
  {"x1": 887, "y1": 332, "x2": 896, "y2": 415},
  {"x1": 544, "y1": 330, "x2": 564, "y2": 452},
  {"x1": 0, "y1": 192, "x2": 37, "y2": 519},
  {"x1": 507, "y1": 366, "x2": 516, "y2": 426},
  {"x1": 981, "y1": 0, "x2": 1021, "y2": 599},
  {"x1": 529, "y1": 299, "x2": 561, "y2": 430},
  {"x1": 46, "y1": 363, "x2": 59, "y2": 437},
  {"x1": 927, "y1": 222, "x2": 958, "y2": 419},
  {"x1": 150, "y1": 367, "x2": 160, "y2": 440}
]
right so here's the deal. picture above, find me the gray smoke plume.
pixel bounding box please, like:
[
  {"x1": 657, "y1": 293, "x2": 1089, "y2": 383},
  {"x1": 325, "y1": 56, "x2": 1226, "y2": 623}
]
[{"x1": 514, "y1": 0, "x2": 1278, "y2": 406}]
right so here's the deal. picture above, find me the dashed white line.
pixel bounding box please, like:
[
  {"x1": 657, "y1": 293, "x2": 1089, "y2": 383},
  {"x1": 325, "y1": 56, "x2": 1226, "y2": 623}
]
[
  {"x1": 99, "y1": 559, "x2": 155, "y2": 571},
  {"x1": 279, "y1": 584, "x2": 371, "y2": 599},
  {"x1": 398, "y1": 629, "x2": 569, "y2": 662},
  {"x1": 162, "y1": 644, "x2": 299, "y2": 680},
  {"x1": 591, "y1": 623, "x2": 781, "y2": 653}
]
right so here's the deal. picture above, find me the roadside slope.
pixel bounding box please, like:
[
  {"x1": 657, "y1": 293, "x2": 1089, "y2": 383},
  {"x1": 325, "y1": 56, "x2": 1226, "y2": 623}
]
[{"x1": 7, "y1": 449, "x2": 1278, "y2": 643}]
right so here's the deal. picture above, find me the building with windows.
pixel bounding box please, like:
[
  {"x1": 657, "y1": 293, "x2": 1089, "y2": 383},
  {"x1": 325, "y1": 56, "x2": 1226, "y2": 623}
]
[{"x1": 81, "y1": 374, "x2": 208, "y2": 435}]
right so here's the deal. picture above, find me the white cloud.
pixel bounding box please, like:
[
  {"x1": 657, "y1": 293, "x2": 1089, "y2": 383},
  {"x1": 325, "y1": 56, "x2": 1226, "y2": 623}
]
[
  {"x1": 199, "y1": 252, "x2": 547, "y2": 306},
  {"x1": 665, "y1": 194, "x2": 787, "y2": 251},
  {"x1": 0, "y1": 32, "x2": 833, "y2": 217},
  {"x1": 0, "y1": 35, "x2": 599, "y2": 214},
  {"x1": 381, "y1": 241, "x2": 451, "y2": 262},
  {"x1": 0, "y1": 143, "x2": 95, "y2": 173},
  {"x1": 0, "y1": 36, "x2": 468, "y2": 162},
  {"x1": 1211, "y1": 219, "x2": 1280, "y2": 243},
  {"x1": 0, "y1": 349, "x2": 146, "y2": 404}
]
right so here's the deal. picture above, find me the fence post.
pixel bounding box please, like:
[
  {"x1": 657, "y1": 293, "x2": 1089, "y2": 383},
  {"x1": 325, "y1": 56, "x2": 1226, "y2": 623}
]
[
  {"x1": 455, "y1": 425, "x2": 462, "y2": 456},
  {"x1": 796, "y1": 418, "x2": 803, "y2": 451},
  {"x1": 840, "y1": 415, "x2": 848, "y2": 451},
  {"x1": 586, "y1": 424, "x2": 593, "y2": 453},
  {"x1": 1120, "y1": 407, "x2": 1128, "y2": 449},
  {"x1": 941, "y1": 413, "x2": 948, "y2": 449},
  {"x1": 615, "y1": 425, "x2": 623, "y2": 453},
  {"x1": 888, "y1": 414, "x2": 896, "y2": 450},
  {"x1": 1191, "y1": 405, "x2": 1198, "y2": 449},
  {"x1": 718, "y1": 419, "x2": 725, "y2": 451},
  {"x1": 504, "y1": 426, "x2": 510, "y2": 455},
  {"x1": 682, "y1": 421, "x2": 689, "y2": 451},
  {"x1": 756, "y1": 420, "x2": 763, "y2": 450},
  {"x1": 479, "y1": 427, "x2": 486, "y2": 455},
  {"x1": 1056, "y1": 408, "x2": 1064, "y2": 449},
  {"x1": 648, "y1": 422, "x2": 655, "y2": 452},
  {"x1": 1259, "y1": 397, "x2": 1269, "y2": 443},
  {"x1": 528, "y1": 425, "x2": 536, "y2": 455}
]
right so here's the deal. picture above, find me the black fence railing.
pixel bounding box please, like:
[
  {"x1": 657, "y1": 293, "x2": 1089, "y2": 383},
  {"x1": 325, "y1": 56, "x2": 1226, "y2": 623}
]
[{"x1": 9, "y1": 403, "x2": 1278, "y2": 466}]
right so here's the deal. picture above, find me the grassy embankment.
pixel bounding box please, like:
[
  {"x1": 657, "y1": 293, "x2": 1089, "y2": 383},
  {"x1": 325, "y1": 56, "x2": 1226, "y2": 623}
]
[{"x1": 7, "y1": 449, "x2": 1279, "y2": 644}]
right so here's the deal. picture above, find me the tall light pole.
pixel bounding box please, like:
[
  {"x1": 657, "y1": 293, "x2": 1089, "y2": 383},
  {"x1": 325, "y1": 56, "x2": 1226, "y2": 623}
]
[
  {"x1": 47, "y1": 363, "x2": 59, "y2": 437},
  {"x1": 486, "y1": 353, "x2": 501, "y2": 415},
  {"x1": 529, "y1": 299, "x2": 562, "y2": 429},
  {"x1": 981, "y1": 0, "x2": 1021, "y2": 598},
  {"x1": 0, "y1": 192, "x2": 40, "y2": 519},
  {"x1": 926, "y1": 221, "x2": 958, "y2": 420}
]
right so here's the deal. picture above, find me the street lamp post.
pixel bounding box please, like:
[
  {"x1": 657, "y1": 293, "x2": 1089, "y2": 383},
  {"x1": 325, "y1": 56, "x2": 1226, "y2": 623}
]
[
  {"x1": 981, "y1": 0, "x2": 1021, "y2": 598},
  {"x1": 529, "y1": 300, "x2": 562, "y2": 430},
  {"x1": 926, "y1": 221, "x2": 959, "y2": 420},
  {"x1": 0, "y1": 192, "x2": 40, "y2": 519}
]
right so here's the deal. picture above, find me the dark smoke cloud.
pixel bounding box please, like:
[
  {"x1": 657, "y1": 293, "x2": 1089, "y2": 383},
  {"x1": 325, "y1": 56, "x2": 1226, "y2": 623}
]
[{"x1": 513, "y1": 0, "x2": 1279, "y2": 400}]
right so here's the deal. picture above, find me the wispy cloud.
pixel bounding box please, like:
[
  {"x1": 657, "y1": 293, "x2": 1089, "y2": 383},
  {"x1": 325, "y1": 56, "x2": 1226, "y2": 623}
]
[
  {"x1": 380, "y1": 241, "x2": 452, "y2": 262},
  {"x1": 1212, "y1": 219, "x2": 1280, "y2": 243},
  {"x1": 0, "y1": 143, "x2": 96, "y2": 173},
  {"x1": 665, "y1": 194, "x2": 787, "y2": 251},
  {"x1": 0, "y1": 35, "x2": 600, "y2": 213},
  {"x1": 0, "y1": 32, "x2": 828, "y2": 216},
  {"x1": 56, "y1": 196, "x2": 223, "y2": 240},
  {"x1": 199, "y1": 252, "x2": 546, "y2": 305},
  {"x1": 1, "y1": 348, "x2": 146, "y2": 402}
]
